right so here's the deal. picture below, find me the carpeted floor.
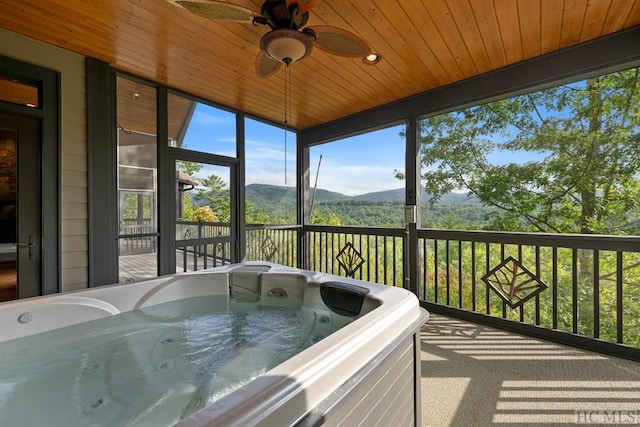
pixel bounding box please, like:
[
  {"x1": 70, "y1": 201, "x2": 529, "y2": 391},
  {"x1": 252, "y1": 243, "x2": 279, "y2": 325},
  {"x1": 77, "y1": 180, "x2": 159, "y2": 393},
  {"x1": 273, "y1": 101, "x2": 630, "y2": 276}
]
[{"x1": 420, "y1": 314, "x2": 640, "y2": 426}]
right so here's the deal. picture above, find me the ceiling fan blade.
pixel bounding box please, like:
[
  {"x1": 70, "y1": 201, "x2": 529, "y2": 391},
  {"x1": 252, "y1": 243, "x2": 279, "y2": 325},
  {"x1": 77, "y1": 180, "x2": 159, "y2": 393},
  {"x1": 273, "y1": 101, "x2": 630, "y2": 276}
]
[
  {"x1": 306, "y1": 25, "x2": 371, "y2": 58},
  {"x1": 285, "y1": 0, "x2": 322, "y2": 14},
  {"x1": 255, "y1": 51, "x2": 282, "y2": 78},
  {"x1": 170, "y1": 0, "x2": 256, "y2": 23}
]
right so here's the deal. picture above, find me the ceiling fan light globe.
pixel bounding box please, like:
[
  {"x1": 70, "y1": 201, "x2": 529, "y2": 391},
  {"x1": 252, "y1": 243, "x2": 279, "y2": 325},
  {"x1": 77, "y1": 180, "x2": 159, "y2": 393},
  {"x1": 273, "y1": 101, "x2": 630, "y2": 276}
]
[{"x1": 261, "y1": 29, "x2": 312, "y2": 64}]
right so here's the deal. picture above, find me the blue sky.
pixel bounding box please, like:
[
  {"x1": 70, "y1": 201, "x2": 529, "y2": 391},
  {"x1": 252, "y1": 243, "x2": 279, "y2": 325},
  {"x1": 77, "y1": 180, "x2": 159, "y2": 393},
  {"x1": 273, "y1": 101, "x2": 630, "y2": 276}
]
[
  {"x1": 309, "y1": 126, "x2": 406, "y2": 196},
  {"x1": 181, "y1": 103, "x2": 545, "y2": 196},
  {"x1": 181, "y1": 103, "x2": 407, "y2": 196}
]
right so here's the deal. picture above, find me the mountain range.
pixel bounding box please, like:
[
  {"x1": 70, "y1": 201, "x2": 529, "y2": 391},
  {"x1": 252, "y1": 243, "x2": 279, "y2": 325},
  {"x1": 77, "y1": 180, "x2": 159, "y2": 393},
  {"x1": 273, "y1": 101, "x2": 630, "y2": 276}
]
[{"x1": 246, "y1": 183, "x2": 479, "y2": 204}]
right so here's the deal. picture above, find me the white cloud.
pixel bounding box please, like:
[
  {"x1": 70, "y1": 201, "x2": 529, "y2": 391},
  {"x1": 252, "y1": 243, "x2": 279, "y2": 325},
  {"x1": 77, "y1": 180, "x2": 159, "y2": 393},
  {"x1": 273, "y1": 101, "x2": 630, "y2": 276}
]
[
  {"x1": 184, "y1": 136, "x2": 402, "y2": 196},
  {"x1": 192, "y1": 159, "x2": 400, "y2": 196}
]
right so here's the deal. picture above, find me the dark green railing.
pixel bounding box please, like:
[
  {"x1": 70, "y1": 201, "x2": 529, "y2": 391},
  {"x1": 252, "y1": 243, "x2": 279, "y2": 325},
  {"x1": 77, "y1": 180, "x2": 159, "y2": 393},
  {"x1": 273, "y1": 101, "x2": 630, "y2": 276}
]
[
  {"x1": 175, "y1": 220, "x2": 232, "y2": 271},
  {"x1": 418, "y1": 229, "x2": 640, "y2": 358},
  {"x1": 297, "y1": 225, "x2": 638, "y2": 359},
  {"x1": 167, "y1": 221, "x2": 639, "y2": 359},
  {"x1": 245, "y1": 224, "x2": 300, "y2": 267},
  {"x1": 305, "y1": 225, "x2": 405, "y2": 288}
]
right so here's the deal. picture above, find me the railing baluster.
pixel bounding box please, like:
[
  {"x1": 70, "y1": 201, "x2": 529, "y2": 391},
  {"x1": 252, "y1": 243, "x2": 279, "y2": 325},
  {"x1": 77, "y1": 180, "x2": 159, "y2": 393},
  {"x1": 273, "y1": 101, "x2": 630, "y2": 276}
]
[
  {"x1": 471, "y1": 241, "x2": 476, "y2": 311},
  {"x1": 375, "y1": 235, "x2": 379, "y2": 284},
  {"x1": 485, "y1": 242, "x2": 490, "y2": 315},
  {"x1": 321, "y1": 232, "x2": 325, "y2": 273},
  {"x1": 445, "y1": 239, "x2": 450, "y2": 306},
  {"x1": 331, "y1": 232, "x2": 335, "y2": 274},
  {"x1": 392, "y1": 236, "x2": 397, "y2": 287},
  {"x1": 572, "y1": 248, "x2": 578, "y2": 334},
  {"x1": 383, "y1": 236, "x2": 388, "y2": 285},
  {"x1": 616, "y1": 251, "x2": 623, "y2": 344},
  {"x1": 535, "y1": 245, "x2": 541, "y2": 326},
  {"x1": 501, "y1": 243, "x2": 506, "y2": 319},
  {"x1": 458, "y1": 240, "x2": 463, "y2": 309},
  {"x1": 434, "y1": 239, "x2": 439, "y2": 304},
  {"x1": 359, "y1": 233, "x2": 363, "y2": 280},
  {"x1": 203, "y1": 244, "x2": 208, "y2": 269},
  {"x1": 552, "y1": 246, "x2": 558, "y2": 330},
  {"x1": 183, "y1": 247, "x2": 187, "y2": 272},
  {"x1": 594, "y1": 250, "x2": 600, "y2": 339},
  {"x1": 518, "y1": 244, "x2": 524, "y2": 322},
  {"x1": 367, "y1": 235, "x2": 371, "y2": 282},
  {"x1": 422, "y1": 238, "x2": 427, "y2": 301}
]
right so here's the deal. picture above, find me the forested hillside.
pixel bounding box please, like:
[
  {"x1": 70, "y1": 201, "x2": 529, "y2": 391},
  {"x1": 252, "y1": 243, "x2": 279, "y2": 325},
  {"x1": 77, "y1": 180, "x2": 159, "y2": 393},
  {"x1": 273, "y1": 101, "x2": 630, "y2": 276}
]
[{"x1": 245, "y1": 183, "x2": 495, "y2": 228}]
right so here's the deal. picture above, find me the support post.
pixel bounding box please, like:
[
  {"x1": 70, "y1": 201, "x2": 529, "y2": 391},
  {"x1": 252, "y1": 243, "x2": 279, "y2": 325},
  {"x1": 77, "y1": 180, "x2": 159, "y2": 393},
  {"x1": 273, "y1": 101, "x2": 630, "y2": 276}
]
[
  {"x1": 405, "y1": 115, "x2": 421, "y2": 297},
  {"x1": 297, "y1": 133, "x2": 310, "y2": 269},
  {"x1": 236, "y1": 113, "x2": 246, "y2": 262}
]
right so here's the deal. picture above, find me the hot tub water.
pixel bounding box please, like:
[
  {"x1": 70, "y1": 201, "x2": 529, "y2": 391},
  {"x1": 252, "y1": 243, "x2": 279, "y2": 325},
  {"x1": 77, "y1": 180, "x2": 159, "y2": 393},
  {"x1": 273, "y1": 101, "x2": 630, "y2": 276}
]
[{"x1": 0, "y1": 295, "x2": 346, "y2": 426}]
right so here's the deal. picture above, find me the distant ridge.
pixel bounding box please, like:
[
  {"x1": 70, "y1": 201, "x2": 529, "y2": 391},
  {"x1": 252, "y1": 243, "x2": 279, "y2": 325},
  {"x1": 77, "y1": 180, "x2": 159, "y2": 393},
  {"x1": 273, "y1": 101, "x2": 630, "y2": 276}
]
[
  {"x1": 246, "y1": 183, "x2": 478, "y2": 204},
  {"x1": 246, "y1": 183, "x2": 349, "y2": 202},
  {"x1": 355, "y1": 187, "x2": 478, "y2": 204}
]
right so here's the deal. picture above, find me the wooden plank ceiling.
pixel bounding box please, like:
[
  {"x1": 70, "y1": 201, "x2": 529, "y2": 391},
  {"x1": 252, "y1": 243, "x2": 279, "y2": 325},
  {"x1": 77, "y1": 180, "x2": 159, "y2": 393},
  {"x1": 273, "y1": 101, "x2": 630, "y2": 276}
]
[{"x1": 1, "y1": 0, "x2": 639, "y2": 130}]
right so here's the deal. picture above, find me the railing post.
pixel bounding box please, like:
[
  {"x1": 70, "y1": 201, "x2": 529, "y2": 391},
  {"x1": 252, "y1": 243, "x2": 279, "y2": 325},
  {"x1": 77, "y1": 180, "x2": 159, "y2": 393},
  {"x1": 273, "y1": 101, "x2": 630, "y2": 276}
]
[
  {"x1": 405, "y1": 114, "x2": 421, "y2": 296},
  {"x1": 297, "y1": 133, "x2": 310, "y2": 270},
  {"x1": 198, "y1": 220, "x2": 203, "y2": 258},
  {"x1": 407, "y1": 223, "x2": 419, "y2": 294}
]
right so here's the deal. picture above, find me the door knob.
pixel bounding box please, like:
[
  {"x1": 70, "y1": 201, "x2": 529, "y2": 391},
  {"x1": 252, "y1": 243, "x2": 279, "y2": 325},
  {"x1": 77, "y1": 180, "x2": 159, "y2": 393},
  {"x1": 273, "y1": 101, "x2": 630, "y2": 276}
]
[{"x1": 17, "y1": 235, "x2": 36, "y2": 260}]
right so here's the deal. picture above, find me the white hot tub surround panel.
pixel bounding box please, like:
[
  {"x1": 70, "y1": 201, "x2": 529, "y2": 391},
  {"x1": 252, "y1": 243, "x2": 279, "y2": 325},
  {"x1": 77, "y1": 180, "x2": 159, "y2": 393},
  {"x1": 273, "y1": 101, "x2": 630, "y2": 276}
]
[{"x1": 0, "y1": 263, "x2": 427, "y2": 427}]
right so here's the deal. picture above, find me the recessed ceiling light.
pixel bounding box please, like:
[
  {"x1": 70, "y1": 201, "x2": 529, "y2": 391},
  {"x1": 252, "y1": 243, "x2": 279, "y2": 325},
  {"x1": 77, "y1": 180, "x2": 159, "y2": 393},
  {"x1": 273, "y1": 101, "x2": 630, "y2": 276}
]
[{"x1": 363, "y1": 53, "x2": 381, "y2": 65}]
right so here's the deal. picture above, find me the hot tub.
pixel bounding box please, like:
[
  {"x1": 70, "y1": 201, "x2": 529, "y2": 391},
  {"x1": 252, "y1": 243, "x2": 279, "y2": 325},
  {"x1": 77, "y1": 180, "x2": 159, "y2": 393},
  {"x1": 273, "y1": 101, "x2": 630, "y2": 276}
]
[{"x1": 0, "y1": 263, "x2": 428, "y2": 426}]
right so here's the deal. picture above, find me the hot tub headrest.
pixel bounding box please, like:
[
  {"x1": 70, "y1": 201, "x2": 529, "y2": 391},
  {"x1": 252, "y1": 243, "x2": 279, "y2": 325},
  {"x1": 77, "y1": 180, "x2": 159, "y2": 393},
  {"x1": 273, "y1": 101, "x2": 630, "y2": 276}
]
[
  {"x1": 229, "y1": 265, "x2": 271, "y2": 302},
  {"x1": 320, "y1": 282, "x2": 370, "y2": 317}
]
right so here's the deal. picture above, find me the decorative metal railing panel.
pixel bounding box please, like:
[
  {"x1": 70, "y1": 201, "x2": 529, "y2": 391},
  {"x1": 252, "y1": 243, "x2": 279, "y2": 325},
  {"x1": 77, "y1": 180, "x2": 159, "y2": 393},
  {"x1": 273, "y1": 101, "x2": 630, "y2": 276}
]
[
  {"x1": 481, "y1": 256, "x2": 549, "y2": 309},
  {"x1": 336, "y1": 241, "x2": 365, "y2": 277}
]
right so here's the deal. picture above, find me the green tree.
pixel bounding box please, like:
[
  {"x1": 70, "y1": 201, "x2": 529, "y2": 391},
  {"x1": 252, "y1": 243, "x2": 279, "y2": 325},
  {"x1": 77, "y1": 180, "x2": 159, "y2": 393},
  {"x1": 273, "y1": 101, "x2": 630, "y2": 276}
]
[
  {"x1": 176, "y1": 160, "x2": 202, "y2": 177},
  {"x1": 311, "y1": 210, "x2": 342, "y2": 225},
  {"x1": 199, "y1": 174, "x2": 230, "y2": 222},
  {"x1": 416, "y1": 67, "x2": 640, "y2": 235},
  {"x1": 246, "y1": 200, "x2": 269, "y2": 223},
  {"x1": 183, "y1": 193, "x2": 218, "y2": 222}
]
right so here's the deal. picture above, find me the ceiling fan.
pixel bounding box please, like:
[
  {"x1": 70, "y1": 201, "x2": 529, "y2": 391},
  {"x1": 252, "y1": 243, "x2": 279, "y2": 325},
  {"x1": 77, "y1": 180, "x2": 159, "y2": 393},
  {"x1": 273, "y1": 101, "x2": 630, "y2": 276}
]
[{"x1": 167, "y1": 0, "x2": 374, "y2": 78}]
